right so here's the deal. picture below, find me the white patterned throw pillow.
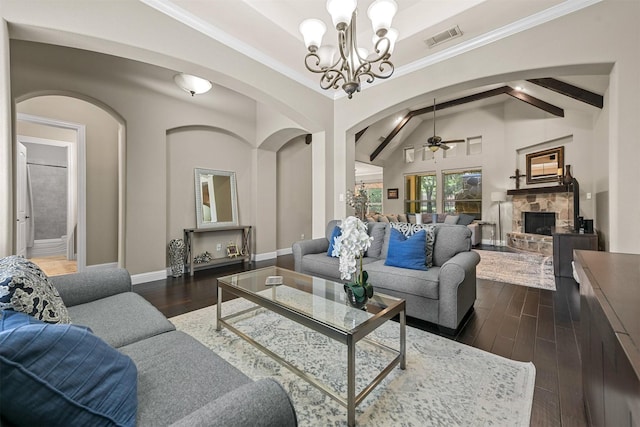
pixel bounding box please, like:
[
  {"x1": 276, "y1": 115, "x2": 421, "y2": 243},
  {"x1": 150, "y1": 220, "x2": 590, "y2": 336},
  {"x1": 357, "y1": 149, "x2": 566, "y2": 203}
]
[{"x1": 0, "y1": 256, "x2": 70, "y2": 324}]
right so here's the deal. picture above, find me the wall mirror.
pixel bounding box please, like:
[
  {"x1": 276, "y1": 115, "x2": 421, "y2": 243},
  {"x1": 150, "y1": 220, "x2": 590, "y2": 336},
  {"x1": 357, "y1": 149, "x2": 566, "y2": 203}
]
[
  {"x1": 526, "y1": 146, "x2": 564, "y2": 185},
  {"x1": 194, "y1": 168, "x2": 238, "y2": 229}
]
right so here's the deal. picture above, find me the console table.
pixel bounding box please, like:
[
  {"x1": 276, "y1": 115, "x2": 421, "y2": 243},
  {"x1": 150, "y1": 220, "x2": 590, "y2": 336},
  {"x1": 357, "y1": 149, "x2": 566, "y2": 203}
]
[
  {"x1": 184, "y1": 226, "x2": 251, "y2": 276},
  {"x1": 574, "y1": 251, "x2": 640, "y2": 426}
]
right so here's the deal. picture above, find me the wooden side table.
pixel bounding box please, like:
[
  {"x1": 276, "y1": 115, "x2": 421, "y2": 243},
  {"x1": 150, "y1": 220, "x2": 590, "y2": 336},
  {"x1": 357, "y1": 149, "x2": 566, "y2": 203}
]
[{"x1": 552, "y1": 230, "x2": 597, "y2": 277}]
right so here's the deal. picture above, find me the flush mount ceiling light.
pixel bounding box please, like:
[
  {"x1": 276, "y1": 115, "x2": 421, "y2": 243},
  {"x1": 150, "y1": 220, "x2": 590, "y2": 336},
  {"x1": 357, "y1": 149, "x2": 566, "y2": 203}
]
[
  {"x1": 173, "y1": 73, "x2": 212, "y2": 96},
  {"x1": 299, "y1": 0, "x2": 398, "y2": 99}
]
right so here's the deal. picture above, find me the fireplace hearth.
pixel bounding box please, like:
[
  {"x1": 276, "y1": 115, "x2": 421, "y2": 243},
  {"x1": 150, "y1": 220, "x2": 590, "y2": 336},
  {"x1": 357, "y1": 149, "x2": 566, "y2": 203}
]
[{"x1": 524, "y1": 212, "x2": 556, "y2": 236}]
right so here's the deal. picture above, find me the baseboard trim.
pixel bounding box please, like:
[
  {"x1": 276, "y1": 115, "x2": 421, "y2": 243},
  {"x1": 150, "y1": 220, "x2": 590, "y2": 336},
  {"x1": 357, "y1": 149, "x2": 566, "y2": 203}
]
[
  {"x1": 131, "y1": 270, "x2": 167, "y2": 285},
  {"x1": 85, "y1": 262, "x2": 118, "y2": 271},
  {"x1": 29, "y1": 238, "x2": 67, "y2": 257},
  {"x1": 254, "y1": 251, "x2": 277, "y2": 262},
  {"x1": 276, "y1": 247, "x2": 292, "y2": 256}
]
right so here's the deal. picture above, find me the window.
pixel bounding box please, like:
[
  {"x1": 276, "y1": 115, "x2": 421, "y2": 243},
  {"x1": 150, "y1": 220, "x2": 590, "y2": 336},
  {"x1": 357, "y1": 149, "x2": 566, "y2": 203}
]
[
  {"x1": 404, "y1": 173, "x2": 437, "y2": 214},
  {"x1": 355, "y1": 182, "x2": 383, "y2": 214},
  {"x1": 467, "y1": 136, "x2": 482, "y2": 155},
  {"x1": 403, "y1": 147, "x2": 415, "y2": 163},
  {"x1": 442, "y1": 169, "x2": 482, "y2": 219}
]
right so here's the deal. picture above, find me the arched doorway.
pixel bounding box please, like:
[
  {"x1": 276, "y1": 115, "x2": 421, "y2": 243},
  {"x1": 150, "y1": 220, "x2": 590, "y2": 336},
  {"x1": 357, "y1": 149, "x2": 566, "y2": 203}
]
[{"x1": 15, "y1": 94, "x2": 125, "y2": 274}]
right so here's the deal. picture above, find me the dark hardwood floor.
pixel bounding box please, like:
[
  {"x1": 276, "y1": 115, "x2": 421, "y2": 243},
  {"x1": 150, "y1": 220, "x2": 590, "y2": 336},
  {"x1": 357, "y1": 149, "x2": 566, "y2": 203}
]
[{"x1": 134, "y1": 248, "x2": 586, "y2": 426}]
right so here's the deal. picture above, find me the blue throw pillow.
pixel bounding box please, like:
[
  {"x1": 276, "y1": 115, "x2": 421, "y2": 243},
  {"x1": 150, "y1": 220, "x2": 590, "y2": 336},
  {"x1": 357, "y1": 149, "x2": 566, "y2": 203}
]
[
  {"x1": 327, "y1": 225, "x2": 342, "y2": 257},
  {"x1": 385, "y1": 228, "x2": 428, "y2": 270},
  {"x1": 0, "y1": 310, "x2": 138, "y2": 427}
]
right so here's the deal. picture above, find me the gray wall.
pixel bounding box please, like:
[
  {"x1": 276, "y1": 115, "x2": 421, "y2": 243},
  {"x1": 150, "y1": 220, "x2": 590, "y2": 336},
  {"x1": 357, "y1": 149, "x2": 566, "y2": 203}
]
[{"x1": 277, "y1": 135, "x2": 312, "y2": 251}]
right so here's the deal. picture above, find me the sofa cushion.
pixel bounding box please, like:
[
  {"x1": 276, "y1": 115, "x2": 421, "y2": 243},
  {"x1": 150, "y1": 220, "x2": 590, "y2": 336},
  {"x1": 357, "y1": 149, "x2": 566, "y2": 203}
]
[
  {"x1": 301, "y1": 253, "x2": 377, "y2": 281},
  {"x1": 0, "y1": 255, "x2": 70, "y2": 324},
  {"x1": 119, "y1": 330, "x2": 253, "y2": 425},
  {"x1": 397, "y1": 213, "x2": 407, "y2": 223},
  {"x1": 327, "y1": 225, "x2": 341, "y2": 257},
  {"x1": 0, "y1": 310, "x2": 137, "y2": 427},
  {"x1": 67, "y1": 292, "x2": 175, "y2": 348},
  {"x1": 385, "y1": 229, "x2": 428, "y2": 271},
  {"x1": 433, "y1": 224, "x2": 472, "y2": 267},
  {"x1": 323, "y1": 219, "x2": 340, "y2": 240},
  {"x1": 365, "y1": 222, "x2": 387, "y2": 259},
  {"x1": 365, "y1": 260, "x2": 440, "y2": 300}
]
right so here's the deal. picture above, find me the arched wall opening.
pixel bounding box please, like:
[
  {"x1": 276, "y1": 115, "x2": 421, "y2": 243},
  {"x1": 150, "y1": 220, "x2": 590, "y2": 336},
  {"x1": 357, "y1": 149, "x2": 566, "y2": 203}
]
[
  {"x1": 14, "y1": 93, "x2": 126, "y2": 271},
  {"x1": 166, "y1": 125, "x2": 254, "y2": 263}
]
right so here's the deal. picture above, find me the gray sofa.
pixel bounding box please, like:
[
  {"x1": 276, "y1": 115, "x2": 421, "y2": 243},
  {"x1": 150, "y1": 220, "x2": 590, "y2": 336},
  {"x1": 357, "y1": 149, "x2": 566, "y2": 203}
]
[
  {"x1": 40, "y1": 269, "x2": 297, "y2": 426},
  {"x1": 293, "y1": 221, "x2": 480, "y2": 333}
]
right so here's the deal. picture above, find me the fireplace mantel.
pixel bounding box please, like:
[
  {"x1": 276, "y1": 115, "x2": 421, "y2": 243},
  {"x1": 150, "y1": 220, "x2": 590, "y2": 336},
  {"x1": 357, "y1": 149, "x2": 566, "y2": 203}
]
[{"x1": 507, "y1": 184, "x2": 570, "y2": 196}]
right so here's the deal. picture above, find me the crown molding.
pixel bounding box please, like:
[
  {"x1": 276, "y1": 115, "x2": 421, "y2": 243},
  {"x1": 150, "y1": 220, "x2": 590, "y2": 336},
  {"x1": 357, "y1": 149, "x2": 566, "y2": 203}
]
[{"x1": 141, "y1": 0, "x2": 602, "y2": 101}]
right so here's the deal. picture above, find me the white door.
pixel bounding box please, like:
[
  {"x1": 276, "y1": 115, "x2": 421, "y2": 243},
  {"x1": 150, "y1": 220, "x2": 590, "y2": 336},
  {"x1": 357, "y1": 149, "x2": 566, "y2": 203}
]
[{"x1": 16, "y1": 143, "x2": 28, "y2": 257}]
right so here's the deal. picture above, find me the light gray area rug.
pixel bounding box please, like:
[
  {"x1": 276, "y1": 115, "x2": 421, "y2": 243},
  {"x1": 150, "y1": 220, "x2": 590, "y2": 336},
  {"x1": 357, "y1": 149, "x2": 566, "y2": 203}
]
[
  {"x1": 170, "y1": 298, "x2": 535, "y2": 426},
  {"x1": 474, "y1": 249, "x2": 556, "y2": 291}
]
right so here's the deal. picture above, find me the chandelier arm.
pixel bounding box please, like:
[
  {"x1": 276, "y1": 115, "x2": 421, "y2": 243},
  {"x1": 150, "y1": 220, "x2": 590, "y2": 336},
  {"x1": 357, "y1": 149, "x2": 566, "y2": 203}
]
[
  {"x1": 353, "y1": 59, "x2": 394, "y2": 82},
  {"x1": 320, "y1": 69, "x2": 346, "y2": 90}
]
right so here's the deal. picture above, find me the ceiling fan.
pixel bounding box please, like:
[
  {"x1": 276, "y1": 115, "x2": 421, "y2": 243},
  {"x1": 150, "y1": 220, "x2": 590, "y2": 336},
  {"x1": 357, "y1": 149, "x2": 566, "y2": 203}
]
[{"x1": 424, "y1": 98, "x2": 465, "y2": 152}]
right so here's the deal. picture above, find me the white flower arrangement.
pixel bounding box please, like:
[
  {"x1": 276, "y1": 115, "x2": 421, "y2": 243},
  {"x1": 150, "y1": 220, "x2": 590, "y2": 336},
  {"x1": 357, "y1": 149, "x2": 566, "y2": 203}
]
[{"x1": 331, "y1": 216, "x2": 373, "y2": 283}]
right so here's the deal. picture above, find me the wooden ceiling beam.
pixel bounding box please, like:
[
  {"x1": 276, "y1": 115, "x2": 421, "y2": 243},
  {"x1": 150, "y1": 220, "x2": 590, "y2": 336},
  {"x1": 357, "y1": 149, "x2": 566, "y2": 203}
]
[
  {"x1": 507, "y1": 89, "x2": 564, "y2": 117},
  {"x1": 369, "y1": 84, "x2": 567, "y2": 161},
  {"x1": 527, "y1": 78, "x2": 603, "y2": 109},
  {"x1": 355, "y1": 127, "x2": 368, "y2": 143},
  {"x1": 369, "y1": 86, "x2": 512, "y2": 161}
]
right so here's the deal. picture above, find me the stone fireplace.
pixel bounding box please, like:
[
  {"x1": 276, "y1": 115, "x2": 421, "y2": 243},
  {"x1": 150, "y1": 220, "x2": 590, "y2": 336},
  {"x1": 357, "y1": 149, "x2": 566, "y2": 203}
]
[{"x1": 506, "y1": 188, "x2": 573, "y2": 255}]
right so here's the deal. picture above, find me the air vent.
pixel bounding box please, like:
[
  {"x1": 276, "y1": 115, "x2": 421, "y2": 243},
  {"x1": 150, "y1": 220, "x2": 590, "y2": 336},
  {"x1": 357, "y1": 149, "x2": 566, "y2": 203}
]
[{"x1": 425, "y1": 25, "x2": 463, "y2": 48}]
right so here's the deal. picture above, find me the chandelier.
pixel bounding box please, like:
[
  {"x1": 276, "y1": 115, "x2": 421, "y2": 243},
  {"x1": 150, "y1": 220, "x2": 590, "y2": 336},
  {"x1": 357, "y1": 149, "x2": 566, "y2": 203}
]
[{"x1": 299, "y1": 0, "x2": 398, "y2": 99}]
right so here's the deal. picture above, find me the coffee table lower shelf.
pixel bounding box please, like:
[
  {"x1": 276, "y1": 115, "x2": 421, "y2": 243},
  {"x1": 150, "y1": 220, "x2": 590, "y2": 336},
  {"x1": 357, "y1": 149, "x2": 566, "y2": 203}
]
[{"x1": 216, "y1": 283, "x2": 406, "y2": 427}]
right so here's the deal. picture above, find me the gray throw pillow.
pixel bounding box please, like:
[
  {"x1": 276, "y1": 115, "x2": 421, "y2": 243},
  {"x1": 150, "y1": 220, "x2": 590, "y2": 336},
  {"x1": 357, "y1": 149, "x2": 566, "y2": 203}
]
[
  {"x1": 457, "y1": 213, "x2": 475, "y2": 226},
  {"x1": 444, "y1": 215, "x2": 460, "y2": 224},
  {"x1": 365, "y1": 222, "x2": 387, "y2": 259},
  {"x1": 0, "y1": 256, "x2": 70, "y2": 324}
]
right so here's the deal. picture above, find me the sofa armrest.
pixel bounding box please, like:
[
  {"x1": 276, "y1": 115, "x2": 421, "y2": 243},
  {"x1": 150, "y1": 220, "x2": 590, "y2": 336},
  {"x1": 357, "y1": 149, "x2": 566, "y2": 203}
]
[
  {"x1": 49, "y1": 268, "x2": 132, "y2": 307},
  {"x1": 169, "y1": 378, "x2": 297, "y2": 427},
  {"x1": 292, "y1": 238, "x2": 329, "y2": 272},
  {"x1": 437, "y1": 251, "x2": 481, "y2": 331}
]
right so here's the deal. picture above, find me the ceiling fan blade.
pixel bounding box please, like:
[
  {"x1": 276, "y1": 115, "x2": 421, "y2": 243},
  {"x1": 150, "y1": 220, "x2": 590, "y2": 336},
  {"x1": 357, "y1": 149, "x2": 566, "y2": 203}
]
[
  {"x1": 440, "y1": 144, "x2": 451, "y2": 150},
  {"x1": 442, "y1": 139, "x2": 465, "y2": 144}
]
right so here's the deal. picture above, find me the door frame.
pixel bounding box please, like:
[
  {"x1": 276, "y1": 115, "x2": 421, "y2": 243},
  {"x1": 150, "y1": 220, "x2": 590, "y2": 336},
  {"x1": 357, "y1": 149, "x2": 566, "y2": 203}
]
[{"x1": 16, "y1": 113, "x2": 86, "y2": 271}]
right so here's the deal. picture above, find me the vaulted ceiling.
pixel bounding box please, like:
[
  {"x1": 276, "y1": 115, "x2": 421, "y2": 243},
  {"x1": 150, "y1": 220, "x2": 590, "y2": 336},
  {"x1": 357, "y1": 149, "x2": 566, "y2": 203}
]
[{"x1": 142, "y1": 0, "x2": 608, "y2": 163}]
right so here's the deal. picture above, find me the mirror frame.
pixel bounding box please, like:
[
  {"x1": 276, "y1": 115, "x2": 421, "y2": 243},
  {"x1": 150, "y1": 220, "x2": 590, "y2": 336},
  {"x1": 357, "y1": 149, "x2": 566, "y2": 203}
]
[
  {"x1": 194, "y1": 168, "x2": 239, "y2": 229},
  {"x1": 525, "y1": 146, "x2": 564, "y2": 185}
]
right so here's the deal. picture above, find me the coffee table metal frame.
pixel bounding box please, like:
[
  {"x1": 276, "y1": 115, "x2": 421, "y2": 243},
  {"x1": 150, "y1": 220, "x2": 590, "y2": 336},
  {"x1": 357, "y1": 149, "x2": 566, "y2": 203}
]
[{"x1": 216, "y1": 267, "x2": 406, "y2": 427}]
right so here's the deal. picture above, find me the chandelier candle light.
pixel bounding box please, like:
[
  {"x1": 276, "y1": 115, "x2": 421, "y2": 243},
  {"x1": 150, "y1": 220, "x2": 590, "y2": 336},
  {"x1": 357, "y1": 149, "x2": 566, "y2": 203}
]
[{"x1": 299, "y1": 0, "x2": 398, "y2": 99}]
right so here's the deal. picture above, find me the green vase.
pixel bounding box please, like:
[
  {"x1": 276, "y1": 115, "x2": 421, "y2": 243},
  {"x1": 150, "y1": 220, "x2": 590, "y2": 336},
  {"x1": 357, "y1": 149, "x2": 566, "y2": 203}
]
[{"x1": 344, "y1": 271, "x2": 373, "y2": 309}]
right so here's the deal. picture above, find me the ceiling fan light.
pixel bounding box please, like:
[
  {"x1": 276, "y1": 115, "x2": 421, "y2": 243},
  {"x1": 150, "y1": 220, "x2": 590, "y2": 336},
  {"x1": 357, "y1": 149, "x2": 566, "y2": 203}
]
[
  {"x1": 173, "y1": 73, "x2": 212, "y2": 96},
  {"x1": 429, "y1": 145, "x2": 440, "y2": 152},
  {"x1": 300, "y1": 18, "x2": 327, "y2": 51},
  {"x1": 326, "y1": 0, "x2": 356, "y2": 30},
  {"x1": 368, "y1": 0, "x2": 398, "y2": 37}
]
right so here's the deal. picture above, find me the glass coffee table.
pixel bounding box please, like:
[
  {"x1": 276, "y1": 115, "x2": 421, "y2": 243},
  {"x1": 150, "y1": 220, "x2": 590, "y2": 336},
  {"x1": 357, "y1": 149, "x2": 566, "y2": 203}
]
[{"x1": 216, "y1": 266, "x2": 406, "y2": 426}]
